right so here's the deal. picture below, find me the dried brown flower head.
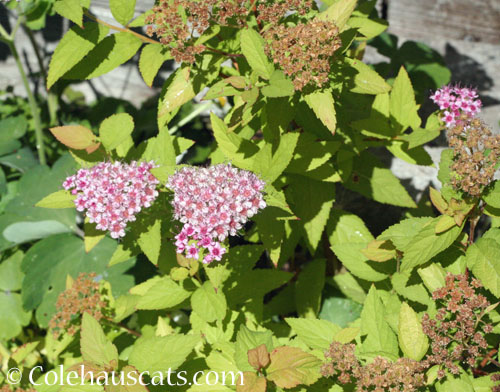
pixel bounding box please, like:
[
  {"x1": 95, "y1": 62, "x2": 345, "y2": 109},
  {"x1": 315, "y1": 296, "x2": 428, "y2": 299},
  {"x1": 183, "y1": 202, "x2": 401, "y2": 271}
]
[
  {"x1": 264, "y1": 20, "x2": 342, "y2": 90},
  {"x1": 322, "y1": 342, "x2": 426, "y2": 392},
  {"x1": 0, "y1": 386, "x2": 36, "y2": 392},
  {"x1": 447, "y1": 116, "x2": 500, "y2": 197},
  {"x1": 256, "y1": 0, "x2": 313, "y2": 25},
  {"x1": 49, "y1": 273, "x2": 111, "y2": 339},
  {"x1": 421, "y1": 273, "x2": 492, "y2": 377}
]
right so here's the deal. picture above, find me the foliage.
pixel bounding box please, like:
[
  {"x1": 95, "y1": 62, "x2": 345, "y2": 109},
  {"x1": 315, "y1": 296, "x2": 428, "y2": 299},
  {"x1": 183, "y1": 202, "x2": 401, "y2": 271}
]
[{"x1": 0, "y1": 1, "x2": 499, "y2": 392}]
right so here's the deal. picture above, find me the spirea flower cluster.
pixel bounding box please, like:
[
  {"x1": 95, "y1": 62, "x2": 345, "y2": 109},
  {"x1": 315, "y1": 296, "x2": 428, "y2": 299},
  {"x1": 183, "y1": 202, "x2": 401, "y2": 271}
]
[
  {"x1": 49, "y1": 273, "x2": 111, "y2": 339},
  {"x1": 430, "y1": 84, "x2": 482, "y2": 128},
  {"x1": 264, "y1": 20, "x2": 342, "y2": 90},
  {"x1": 167, "y1": 164, "x2": 266, "y2": 264},
  {"x1": 421, "y1": 273, "x2": 492, "y2": 378},
  {"x1": 447, "y1": 117, "x2": 500, "y2": 197},
  {"x1": 321, "y1": 342, "x2": 426, "y2": 392},
  {"x1": 63, "y1": 161, "x2": 160, "y2": 239}
]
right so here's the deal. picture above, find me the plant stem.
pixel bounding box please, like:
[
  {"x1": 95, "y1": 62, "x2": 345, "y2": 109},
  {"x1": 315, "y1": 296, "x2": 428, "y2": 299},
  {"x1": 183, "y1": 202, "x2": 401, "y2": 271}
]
[
  {"x1": 104, "y1": 317, "x2": 141, "y2": 337},
  {"x1": 84, "y1": 11, "x2": 160, "y2": 45},
  {"x1": 3, "y1": 24, "x2": 46, "y2": 165}
]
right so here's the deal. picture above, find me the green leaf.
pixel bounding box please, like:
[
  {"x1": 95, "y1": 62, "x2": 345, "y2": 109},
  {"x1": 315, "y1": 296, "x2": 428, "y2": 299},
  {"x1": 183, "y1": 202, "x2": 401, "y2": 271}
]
[
  {"x1": 437, "y1": 149, "x2": 454, "y2": 186},
  {"x1": 483, "y1": 180, "x2": 500, "y2": 208},
  {"x1": 236, "y1": 372, "x2": 266, "y2": 392},
  {"x1": 360, "y1": 286, "x2": 399, "y2": 359},
  {"x1": 390, "y1": 67, "x2": 421, "y2": 132},
  {"x1": 417, "y1": 264, "x2": 446, "y2": 293},
  {"x1": 136, "y1": 276, "x2": 191, "y2": 310},
  {"x1": 137, "y1": 218, "x2": 162, "y2": 265},
  {"x1": 47, "y1": 22, "x2": 109, "y2": 89},
  {"x1": 285, "y1": 318, "x2": 340, "y2": 350},
  {"x1": 191, "y1": 281, "x2": 227, "y2": 323},
  {"x1": 35, "y1": 190, "x2": 75, "y2": 208},
  {"x1": 64, "y1": 32, "x2": 142, "y2": 80},
  {"x1": 235, "y1": 326, "x2": 274, "y2": 372},
  {"x1": 53, "y1": 0, "x2": 85, "y2": 27},
  {"x1": 259, "y1": 132, "x2": 299, "y2": 183},
  {"x1": 158, "y1": 66, "x2": 195, "y2": 120},
  {"x1": 81, "y1": 313, "x2": 119, "y2": 369},
  {"x1": 378, "y1": 217, "x2": 433, "y2": 250},
  {"x1": 0, "y1": 251, "x2": 24, "y2": 291},
  {"x1": 347, "y1": 16, "x2": 388, "y2": 40},
  {"x1": 345, "y1": 58, "x2": 391, "y2": 95},
  {"x1": 0, "y1": 292, "x2": 31, "y2": 341},
  {"x1": 129, "y1": 334, "x2": 200, "y2": 373},
  {"x1": 240, "y1": 28, "x2": 274, "y2": 80},
  {"x1": 317, "y1": 0, "x2": 357, "y2": 30},
  {"x1": 143, "y1": 127, "x2": 176, "y2": 167},
  {"x1": 304, "y1": 89, "x2": 337, "y2": 134},
  {"x1": 332, "y1": 272, "x2": 366, "y2": 303},
  {"x1": 398, "y1": 302, "x2": 428, "y2": 360},
  {"x1": 266, "y1": 346, "x2": 321, "y2": 389},
  {"x1": 110, "y1": 0, "x2": 136, "y2": 25},
  {"x1": 387, "y1": 141, "x2": 433, "y2": 166},
  {"x1": 344, "y1": 152, "x2": 416, "y2": 208},
  {"x1": 3, "y1": 220, "x2": 72, "y2": 244},
  {"x1": 401, "y1": 217, "x2": 462, "y2": 272},
  {"x1": 99, "y1": 113, "x2": 135, "y2": 151},
  {"x1": 295, "y1": 260, "x2": 325, "y2": 318},
  {"x1": 139, "y1": 44, "x2": 171, "y2": 87},
  {"x1": 466, "y1": 238, "x2": 500, "y2": 297},
  {"x1": 262, "y1": 70, "x2": 294, "y2": 97},
  {"x1": 287, "y1": 175, "x2": 335, "y2": 251}
]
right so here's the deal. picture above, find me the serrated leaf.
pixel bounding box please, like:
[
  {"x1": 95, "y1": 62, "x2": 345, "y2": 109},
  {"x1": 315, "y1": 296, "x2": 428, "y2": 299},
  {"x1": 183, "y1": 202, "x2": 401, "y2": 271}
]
[
  {"x1": 64, "y1": 32, "x2": 142, "y2": 80},
  {"x1": 390, "y1": 66, "x2": 421, "y2": 132},
  {"x1": 240, "y1": 28, "x2": 274, "y2": 80},
  {"x1": 110, "y1": 0, "x2": 136, "y2": 25},
  {"x1": 191, "y1": 281, "x2": 227, "y2": 323},
  {"x1": 304, "y1": 89, "x2": 336, "y2": 133},
  {"x1": 294, "y1": 259, "x2": 325, "y2": 318},
  {"x1": 483, "y1": 180, "x2": 500, "y2": 208},
  {"x1": 262, "y1": 70, "x2": 295, "y2": 98},
  {"x1": 158, "y1": 66, "x2": 196, "y2": 119},
  {"x1": 236, "y1": 372, "x2": 266, "y2": 392},
  {"x1": 317, "y1": 0, "x2": 357, "y2": 30},
  {"x1": 53, "y1": 0, "x2": 85, "y2": 27},
  {"x1": 99, "y1": 113, "x2": 134, "y2": 151},
  {"x1": 266, "y1": 346, "x2": 321, "y2": 389},
  {"x1": 235, "y1": 326, "x2": 274, "y2": 372},
  {"x1": 285, "y1": 318, "x2": 340, "y2": 350},
  {"x1": 466, "y1": 238, "x2": 500, "y2": 297},
  {"x1": 35, "y1": 190, "x2": 75, "y2": 208},
  {"x1": 435, "y1": 215, "x2": 456, "y2": 233},
  {"x1": 84, "y1": 219, "x2": 105, "y2": 253},
  {"x1": 417, "y1": 264, "x2": 446, "y2": 293},
  {"x1": 345, "y1": 58, "x2": 391, "y2": 95},
  {"x1": 137, "y1": 218, "x2": 161, "y2": 265},
  {"x1": 247, "y1": 344, "x2": 270, "y2": 371},
  {"x1": 129, "y1": 334, "x2": 200, "y2": 373},
  {"x1": 50, "y1": 125, "x2": 99, "y2": 151},
  {"x1": 47, "y1": 22, "x2": 109, "y2": 89},
  {"x1": 81, "y1": 313, "x2": 118, "y2": 369},
  {"x1": 139, "y1": 44, "x2": 171, "y2": 87},
  {"x1": 136, "y1": 276, "x2": 191, "y2": 310},
  {"x1": 361, "y1": 239, "x2": 396, "y2": 262},
  {"x1": 398, "y1": 302, "x2": 428, "y2": 360}
]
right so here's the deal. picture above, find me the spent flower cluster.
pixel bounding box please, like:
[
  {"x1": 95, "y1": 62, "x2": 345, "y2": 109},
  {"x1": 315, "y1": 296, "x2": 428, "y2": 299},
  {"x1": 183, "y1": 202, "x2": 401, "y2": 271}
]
[
  {"x1": 447, "y1": 117, "x2": 500, "y2": 197},
  {"x1": 321, "y1": 342, "x2": 426, "y2": 392},
  {"x1": 264, "y1": 20, "x2": 342, "y2": 90},
  {"x1": 49, "y1": 273, "x2": 111, "y2": 339},
  {"x1": 167, "y1": 163, "x2": 266, "y2": 264},
  {"x1": 430, "y1": 84, "x2": 482, "y2": 128},
  {"x1": 421, "y1": 273, "x2": 492, "y2": 378},
  {"x1": 63, "y1": 161, "x2": 160, "y2": 239}
]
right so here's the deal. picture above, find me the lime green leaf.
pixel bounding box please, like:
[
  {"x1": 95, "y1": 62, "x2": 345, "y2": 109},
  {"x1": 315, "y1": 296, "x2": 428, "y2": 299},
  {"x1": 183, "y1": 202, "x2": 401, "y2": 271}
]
[
  {"x1": 378, "y1": 217, "x2": 434, "y2": 250},
  {"x1": 47, "y1": 22, "x2": 109, "y2": 89},
  {"x1": 345, "y1": 58, "x2": 391, "y2": 95},
  {"x1": 53, "y1": 0, "x2": 85, "y2": 27},
  {"x1": 401, "y1": 217, "x2": 462, "y2": 272},
  {"x1": 49, "y1": 125, "x2": 99, "y2": 151},
  {"x1": 240, "y1": 28, "x2": 274, "y2": 80},
  {"x1": 191, "y1": 281, "x2": 227, "y2": 323},
  {"x1": 0, "y1": 292, "x2": 31, "y2": 341},
  {"x1": 259, "y1": 132, "x2": 299, "y2": 183},
  {"x1": 11, "y1": 342, "x2": 39, "y2": 365},
  {"x1": 285, "y1": 318, "x2": 340, "y2": 350},
  {"x1": 387, "y1": 141, "x2": 433, "y2": 166},
  {"x1": 266, "y1": 346, "x2": 321, "y2": 389},
  {"x1": 398, "y1": 302, "x2": 428, "y2": 360},
  {"x1": 158, "y1": 66, "x2": 196, "y2": 120},
  {"x1": 437, "y1": 149, "x2": 454, "y2": 186},
  {"x1": 143, "y1": 127, "x2": 176, "y2": 167},
  {"x1": 99, "y1": 113, "x2": 134, "y2": 151},
  {"x1": 84, "y1": 219, "x2": 105, "y2": 253},
  {"x1": 435, "y1": 215, "x2": 457, "y2": 233},
  {"x1": 262, "y1": 70, "x2": 295, "y2": 97},
  {"x1": 106, "y1": 366, "x2": 149, "y2": 392},
  {"x1": 0, "y1": 251, "x2": 24, "y2": 291},
  {"x1": 64, "y1": 32, "x2": 142, "y2": 80},
  {"x1": 35, "y1": 190, "x2": 75, "y2": 209},
  {"x1": 466, "y1": 238, "x2": 500, "y2": 297},
  {"x1": 304, "y1": 89, "x2": 337, "y2": 134},
  {"x1": 137, "y1": 218, "x2": 161, "y2": 265},
  {"x1": 129, "y1": 334, "x2": 200, "y2": 373},
  {"x1": 317, "y1": 0, "x2": 357, "y2": 30},
  {"x1": 236, "y1": 372, "x2": 266, "y2": 392},
  {"x1": 110, "y1": 0, "x2": 136, "y2": 25},
  {"x1": 347, "y1": 16, "x2": 388, "y2": 40},
  {"x1": 335, "y1": 327, "x2": 360, "y2": 344},
  {"x1": 483, "y1": 180, "x2": 500, "y2": 208},
  {"x1": 295, "y1": 260, "x2": 325, "y2": 318},
  {"x1": 139, "y1": 44, "x2": 171, "y2": 87},
  {"x1": 332, "y1": 272, "x2": 366, "y2": 303},
  {"x1": 390, "y1": 67, "x2": 421, "y2": 132},
  {"x1": 136, "y1": 276, "x2": 191, "y2": 310},
  {"x1": 81, "y1": 313, "x2": 119, "y2": 369},
  {"x1": 344, "y1": 152, "x2": 416, "y2": 208},
  {"x1": 360, "y1": 286, "x2": 398, "y2": 359},
  {"x1": 417, "y1": 264, "x2": 446, "y2": 293}
]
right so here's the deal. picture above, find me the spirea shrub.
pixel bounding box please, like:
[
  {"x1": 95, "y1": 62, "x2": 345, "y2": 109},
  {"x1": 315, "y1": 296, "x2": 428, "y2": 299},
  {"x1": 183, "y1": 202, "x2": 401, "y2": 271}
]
[{"x1": 4, "y1": 1, "x2": 500, "y2": 392}]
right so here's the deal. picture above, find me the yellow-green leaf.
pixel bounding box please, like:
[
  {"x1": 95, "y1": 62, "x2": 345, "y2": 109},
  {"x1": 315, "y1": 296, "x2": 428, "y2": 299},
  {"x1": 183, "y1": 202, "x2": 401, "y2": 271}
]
[
  {"x1": 35, "y1": 190, "x2": 75, "y2": 209},
  {"x1": 398, "y1": 302, "x2": 428, "y2": 360}
]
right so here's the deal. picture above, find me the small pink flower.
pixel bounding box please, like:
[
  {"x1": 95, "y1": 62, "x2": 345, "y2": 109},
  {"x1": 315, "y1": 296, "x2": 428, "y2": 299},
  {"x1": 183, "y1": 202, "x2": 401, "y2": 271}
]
[
  {"x1": 209, "y1": 242, "x2": 226, "y2": 261},
  {"x1": 430, "y1": 84, "x2": 482, "y2": 128},
  {"x1": 186, "y1": 244, "x2": 199, "y2": 259}
]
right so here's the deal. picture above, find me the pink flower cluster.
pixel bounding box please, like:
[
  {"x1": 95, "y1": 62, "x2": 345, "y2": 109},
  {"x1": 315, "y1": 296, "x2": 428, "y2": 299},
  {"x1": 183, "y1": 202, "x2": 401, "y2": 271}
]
[
  {"x1": 63, "y1": 161, "x2": 160, "y2": 239},
  {"x1": 430, "y1": 84, "x2": 482, "y2": 127},
  {"x1": 167, "y1": 164, "x2": 266, "y2": 264}
]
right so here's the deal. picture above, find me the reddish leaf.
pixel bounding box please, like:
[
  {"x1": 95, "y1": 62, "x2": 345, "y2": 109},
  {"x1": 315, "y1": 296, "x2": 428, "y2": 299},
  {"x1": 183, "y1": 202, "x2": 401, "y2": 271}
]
[
  {"x1": 50, "y1": 125, "x2": 99, "y2": 151},
  {"x1": 248, "y1": 344, "x2": 270, "y2": 371}
]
